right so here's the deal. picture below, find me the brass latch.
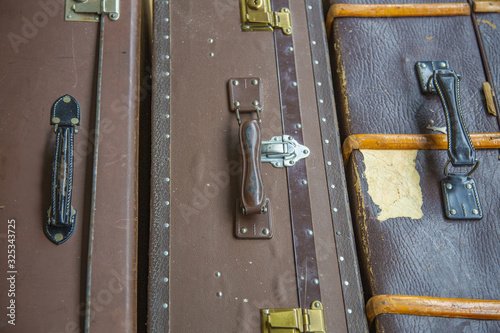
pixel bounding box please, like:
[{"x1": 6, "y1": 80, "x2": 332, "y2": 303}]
[
  {"x1": 65, "y1": 0, "x2": 120, "y2": 22},
  {"x1": 240, "y1": 0, "x2": 292, "y2": 35},
  {"x1": 261, "y1": 301, "x2": 326, "y2": 333}
]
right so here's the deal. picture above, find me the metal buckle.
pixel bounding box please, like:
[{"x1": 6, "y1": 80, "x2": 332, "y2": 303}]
[
  {"x1": 261, "y1": 301, "x2": 326, "y2": 333},
  {"x1": 240, "y1": 0, "x2": 292, "y2": 35},
  {"x1": 65, "y1": 0, "x2": 120, "y2": 22},
  {"x1": 261, "y1": 135, "x2": 310, "y2": 167}
]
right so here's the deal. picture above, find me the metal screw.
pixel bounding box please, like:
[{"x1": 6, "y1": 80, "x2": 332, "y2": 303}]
[
  {"x1": 252, "y1": 100, "x2": 259, "y2": 106},
  {"x1": 284, "y1": 8, "x2": 289, "y2": 12},
  {"x1": 446, "y1": 183, "x2": 452, "y2": 190},
  {"x1": 420, "y1": 63, "x2": 427, "y2": 68},
  {"x1": 303, "y1": 150, "x2": 309, "y2": 154},
  {"x1": 450, "y1": 209, "x2": 457, "y2": 215},
  {"x1": 262, "y1": 228, "x2": 270, "y2": 235},
  {"x1": 472, "y1": 209, "x2": 479, "y2": 215},
  {"x1": 289, "y1": 161, "x2": 295, "y2": 165},
  {"x1": 313, "y1": 278, "x2": 319, "y2": 285},
  {"x1": 217, "y1": 292, "x2": 223, "y2": 297},
  {"x1": 232, "y1": 80, "x2": 239, "y2": 86},
  {"x1": 466, "y1": 184, "x2": 472, "y2": 190},
  {"x1": 251, "y1": 79, "x2": 258, "y2": 85},
  {"x1": 240, "y1": 227, "x2": 248, "y2": 234},
  {"x1": 110, "y1": 13, "x2": 118, "y2": 19},
  {"x1": 288, "y1": 136, "x2": 293, "y2": 140},
  {"x1": 302, "y1": 179, "x2": 308, "y2": 185},
  {"x1": 234, "y1": 101, "x2": 240, "y2": 107},
  {"x1": 307, "y1": 230, "x2": 313, "y2": 236}
]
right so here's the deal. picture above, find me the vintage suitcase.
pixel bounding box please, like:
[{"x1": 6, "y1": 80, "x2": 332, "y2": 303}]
[
  {"x1": 149, "y1": 0, "x2": 368, "y2": 332},
  {"x1": 0, "y1": 1, "x2": 140, "y2": 332},
  {"x1": 328, "y1": 0, "x2": 500, "y2": 331}
]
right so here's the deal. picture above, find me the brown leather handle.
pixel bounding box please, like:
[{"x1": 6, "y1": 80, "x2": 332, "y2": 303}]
[{"x1": 239, "y1": 119, "x2": 266, "y2": 214}]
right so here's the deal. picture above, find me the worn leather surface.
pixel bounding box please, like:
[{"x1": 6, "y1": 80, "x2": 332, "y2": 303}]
[
  {"x1": 150, "y1": 0, "x2": 350, "y2": 332},
  {"x1": 330, "y1": 2, "x2": 500, "y2": 332},
  {"x1": 0, "y1": 1, "x2": 139, "y2": 332}
]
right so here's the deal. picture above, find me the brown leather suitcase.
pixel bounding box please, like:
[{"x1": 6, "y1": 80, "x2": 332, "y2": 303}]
[
  {"x1": 327, "y1": 0, "x2": 500, "y2": 331},
  {"x1": 0, "y1": 1, "x2": 140, "y2": 331},
  {"x1": 148, "y1": 0, "x2": 368, "y2": 332}
]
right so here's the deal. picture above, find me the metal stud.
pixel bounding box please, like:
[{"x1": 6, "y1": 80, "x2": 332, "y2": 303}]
[
  {"x1": 289, "y1": 46, "x2": 294, "y2": 52},
  {"x1": 312, "y1": 40, "x2": 316, "y2": 45},
  {"x1": 165, "y1": 178, "x2": 170, "y2": 182},
  {"x1": 234, "y1": 101, "x2": 240, "y2": 107},
  {"x1": 321, "y1": 118, "x2": 326, "y2": 122},
  {"x1": 215, "y1": 272, "x2": 221, "y2": 277},
  {"x1": 336, "y1": 231, "x2": 341, "y2": 235},
  {"x1": 163, "y1": 251, "x2": 168, "y2": 256},
  {"x1": 327, "y1": 161, "x2": 332, "y2": 166},
  {"x1": 232, "y1": 80, "x2": 239, "y2": 86},
  {"x1": 302, "y1": 179, "x2": 308, "y2": 185},
  {"x1": 292, "y1": 81, "x2": 298, "y2": 87},
  {"x1": 344, "y1": 281, "x2": 349, "y2": 286},
  {"x1": 313, "y1": 278, "x2": 319, "y2": 285},
  {"x1": 240, "y1": 227, "x2": 248, "y2": 234},
  {"x1": 339, "y1": 256, "x2": 344, "y2": 261},
  {"x1": 319, "y1": 99, "x2": 324, "y2": 103},
  {"x1": 440, "y1": 62, "x2": 447, "y2": 68},
  {"x1": 166, "y1": 95, "x2": 170, "y2": 99},
  {"x1": 165, "y1": 201, "x2": 170, "y2": 206},
  {"x1": 164, "y1": 223, "x2": 169, "y2": 228},
  {"x1": 252, "y1": 100, "x2": 259, "y2": 106},
  {"x1": 330, "y1": 184, "x2": 335, "y2": 189},
  {"x1": 296, "y1": 123, "x2": 302, "y2": 129},
  {"x1": 472, "y1": 209, "x2": 479, "y2": 215},
  {"x1": 163, "y1": 303, "x2": 168, "y2": 309},
  {"x1": 251, "y1": 79, "x2": 258, "y2": 85},
  {"x1": 208, "y1": 38, "x2": 214, "y2": 43},
  {"x1": 446, "y1": 183, "x2": 452, "y2": 190},
  {"x1": 347, "y1": 308, "x2": 352, "y2": 314},
  {"x1": 317, "y1": 82, "x2": 322, "y2": 86},
  {"x1": 307, "y1": 230, "x2": 313, "y2": 236},
  {"x1": 466, "y1": 184, "x2": 472, "y2": 190},
  {"x1": 333, "y1": 208, "x2": 338, "y2": 212},
  {"x1": 210, "y1": 52, "x2": 215, "y2": 57},
  {"x1": 314, "y1": 302, "x2": 320, "y2": 308},
  {"x1": 163, "y1": 277, "x2": 168, "y2": 282},
  {"x1": 262, "y1": 228, "x2": 270, "y2": 235},
  {"x1": 450, "y1": 209, "x2": 457, "y2": 215},
  {"x1": 420, "y1": 63, "x2": 427, "y2": 68},
  {"x1": 217, "y1": 292, "x2": 223, "y2": 297},
  {"x1": 324, "y1": 139, "x2": 329, "y2": 144}
]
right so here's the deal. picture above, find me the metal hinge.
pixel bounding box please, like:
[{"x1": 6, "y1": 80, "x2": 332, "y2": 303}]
[
  {"x1": 240, "y1": 0, "x2": 292, "y2": 35},
  {"x1": 261, "y1": 301, "x2": 326, "y2": 333},
  {"x1": 262, "y1": 135, "x2": 310, "y2": 167},
  {"x1": 65, "y1": 0, "x2": 120, "y2": 22}
]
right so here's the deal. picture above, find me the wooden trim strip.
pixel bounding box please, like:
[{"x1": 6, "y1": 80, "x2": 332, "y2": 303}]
[
  {"x1": 366, "y1": 295, "x2": 500, "y2": 325},
  {"x1": 474, "y1": 1, "x2": 500, "y2": 13},
  {"x1": 327, "y1": 3, "x2": 471, "y2": 36},
  {"x1": 342, "y1": 133, "x2": 500, "y2": 165}
]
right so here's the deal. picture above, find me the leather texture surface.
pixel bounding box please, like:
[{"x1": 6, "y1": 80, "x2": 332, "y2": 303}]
[
  {"x1": 0, "y1": 1, "x2": 139, "y2": 332},
  {"x1": 149, "y1": 0, "x2": 354, "y2": 332},
  {"x1": 330, "y1": 2, "x2": 500, "y2": 332}
]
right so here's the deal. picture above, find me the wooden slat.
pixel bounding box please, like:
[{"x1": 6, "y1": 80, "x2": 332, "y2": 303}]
[
  {"x1": 474, "y1": 1, "x2": 500, "y2": 12},
  {"x1": 366, "y1": 295, "x2": 500, "y2": 325},
  {"x1": 327, "y1": 3, "x2": 470, "y2": 36},
  {"x1": 342, "y1": 133, "x2": 500, "y2": 165}
]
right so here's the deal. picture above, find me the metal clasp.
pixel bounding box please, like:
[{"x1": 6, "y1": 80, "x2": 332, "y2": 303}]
[
  {"x1": 65, "y1": 0, "x2": 120, "y2": 22},
  {"x1": 240, "y1": 0, "x2": 292, "y2": 35},
  {"x1": 261, "y1": 301, "x2": 326, "y2": 333},
  {"x1": 262, "y1": 135, "x2": 310, "y2": 167}
]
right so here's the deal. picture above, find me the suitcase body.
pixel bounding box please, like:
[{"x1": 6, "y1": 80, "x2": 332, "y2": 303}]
[
  {"x1": 149, "y1": 0, "x2": 367, "y2": 332},
  {"x1": 328, "y1": 0, "x2": 500, "y2": 331},
  {"x1": 0, "y1": 1, "x2": 140, "y2": 331}
]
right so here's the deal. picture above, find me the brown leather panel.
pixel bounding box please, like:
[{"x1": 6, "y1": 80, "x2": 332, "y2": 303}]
[
  {"x1": 330, "y1": 15, "x2": 498, "y2": 140},
  {"x1": 148, "y1": 0, "x2": 347, "y2": 332},
  {"x1": 346, "y1": 149, "x2": 500, "y2": 332},
  {"x1": 0, "y1": 1, "x2": 138, "y2": 332}
]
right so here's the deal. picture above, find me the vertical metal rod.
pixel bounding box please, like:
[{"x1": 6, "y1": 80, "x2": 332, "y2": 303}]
[{"x1": 84, "y1": 11, "x2": 105, "y2": 333}]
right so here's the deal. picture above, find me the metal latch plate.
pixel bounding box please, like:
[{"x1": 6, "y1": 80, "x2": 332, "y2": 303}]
[
  {"x1": 240, "y1": 0, "x2": 292, "y2": 35},
  {"x1": 441, "y1": 174, "x2": 482, "y2": 220},
  {"x1": 261, "y1": 301, "x2": 325, "y2": 333},
  {"x1": 229, "y1": 78, "x2": 262, "y2": 113},
  {"x1": 262, "y1": 135, "x2": 310, "y2": 167},
  {"x1": 65, "y1": 0, "x2": 120, "y2": 22},
  {"x1": 416, "y1": 61, "x2": 450, "y2": 94}
]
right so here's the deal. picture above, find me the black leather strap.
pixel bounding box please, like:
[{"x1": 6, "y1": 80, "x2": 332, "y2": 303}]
[
  {"x1": 44, "y1": 95, "x2": 80, "y2": 245},
  {"x1": 433, "y1": 69, "x2": 476, "y2": 167}
]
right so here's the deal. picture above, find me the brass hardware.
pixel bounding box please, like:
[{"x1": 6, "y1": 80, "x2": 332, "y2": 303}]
[
  {"x1": 65, "y1": 0, "x2": 120, "y2": 22},
  {"x1": 261, "y1": 301, "x2": 326, "y2": 333},
  {"x1": 240, "y1": 0, "x2": 292, "y2": 35},
  {"x1": 483, "y1": 82, "x2": 497, "y2": 116}
]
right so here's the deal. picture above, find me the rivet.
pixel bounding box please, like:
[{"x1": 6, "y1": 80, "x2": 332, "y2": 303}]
[
  {"x1": 450, "y1": 209, "x2": 457, "y2": 215},
  {"x1": 313, "y1": 278, "x2": 319, "y2": 285},
  {"x1": 166, "y1": 134, "x2": 170, "y2": 138},
  {"x1": 289, "y1": 46, "x2": 294, "y2": 51},
  {"x1": 284, "y1": 8, "x2": 289, "y2": 12},
  {"x1": 319, "y1": 99, "x2": 324, "y2": 103},
  {"x1": 420, "y1": 63, "x2": 427, "y2": 68},
  {"x1": 302, "y1": 179, "x2": 308, "y2": 185},
  {"x1": 243, "y1": 299, "x2": 249, "y2": 303},
  {"x1": 317, "y1": 82, "x2": 322, "y2": 86},
  {"x1": 303, "y1": 149, "x2": 309, "y2": 154},
  {"x1": 208, "y1": 38, "x2": 214, "y2": 43},
  {"x1": 333, "y1": 208, "x2": 338, "y2": 212},
  {"x1": 446, "y1": 183, "x2": 452, "y2": 190},
  {"x1": 263, "y1": 309, "x2": 270, "y2": 314},
  {"x1": 163, "y1": 303, "x2": 168, "y2": 309},
  {"x1": 314, "y1": 60, "x2": 319, "y2": 65},
  {"x1": 301, "y1": 276, "x2": 305, "y2": 280},
  {"x1": 215, "y1": 272, "x2": 221, "y2": 277},
  {"x1": 307, "y1": 230, "x2": 313, "y2": 236},
  {"x1": 339, "y1": 256, "x2": 344, "y2": 261},
  {"x1": 165, "y1": 72, "x2": 170, "y2": 76},
  {"x1": 163, "y1": 277, "x2": 168, "y2": 282},
  {"x1": 165, "y1": 0, "x2": 169, "y2": 4},
  {"x1": 344, "y1": 281, "x2": 349, "y2": 286},
  {"x1": 166, "y1": 95, "x2": 170, "y2": 99},
  {"x1": 232, "y1": 80, "x2": 239, "y2": 86},
  {"x1": 252, "y1": 100, "x2": 259, "y2": 106},
  {"x1": 210, "y1": 52, "x2": 215, "y2": 57},
  {"x1": 67, "y1": 15, "x2": 72, "y2": 19},
  {"x1": 466, "y1": 184, "x2": 472, "y2": 190},
  {"x1": 251, "y1": 79, "x2": 258, "y2": 85},
  {"x1": 336, "y1": 231, "x2": 341, "y2": 235},
  {"x1": 165, "y1": 55, "x2": 170, "y2": 59},
  {"x1": 164, "y1": 35, "x2": 169, "y2": 39},
  {"x1": 307, "y1": 5, "x2": 312, "y2": 9},
  {"x1": 234, "y1": 101, "x2": 240, "y2": 107},
  {"x1": 347, "y1": 308, "x2": 352, "y2": 314},
  {"x1": 163, "y1": 251, "x2": 168, "y2": 256},
  {"x1": 262, "y1": 228, "x2": 270, "y2": 235},
  {"x1": 289, "y1": 161, "x2": 295, "y2": 165},
  {"x1": 314, "y1": 302, "x2": 321, "y2": 308},
  {"x1": 285, "y1": 28, "x2": 291, "y2": 33},
  {"x1": 296, "y1": 123, "x2": 302, "y2": 129},
  {"x1": 382, "y1": 301, "x2": 387, "y2": 305},
  {"x1": 321, "y1": 118, "x2": 326, "y2": 122},
  {"x1": 217, "y1": 292, "x2": 223, "y2": 297},
  {"x1": 312, "y1": 41, "x2": 316, "y2": 45},
  {"x1": 165, "y1": 201, "x2": 170, "y2": 206},
  {"x1": 63, "y1": 96, "x2": 71, "y2": 103},
  {"x1": 440, "y1": 62, "x2": 446, "y2": 68},
  {"x1": 240, "y1": 227, "x2": 248, "y2": 234},
  {"x1": 164, "y1": 223, "x2": 169, "y2": 228},
  {"x1": 292, "y1": 81, "x2": 298, "y2": 87},
  {"x1": 324, "y1": 139, "x2": 329, "y2": 144},
  {"x1": 327, "y1": 161, "x2": 332, "y2": 166},
  {"x1": 330, "y1": 184, "x2": 335, "y2": 188},
  {"x1": 472, "y1": 209, "x2": 479, "y2": 215},
  {"x1": 288, "y1": 136, "x2": 293, "y2": 140},
  {"x1": 166, "y1": 114, "x2": 170, "y2": 118},
  {"x1": 54, "y1": 233, "x2": 64, "y2": 242},
  {"x1": 164, "y1": 18, "x2": 169, "y2": 22},
  {"x1": 165, "y1": 178, "x2": 170, "y2": 182}
]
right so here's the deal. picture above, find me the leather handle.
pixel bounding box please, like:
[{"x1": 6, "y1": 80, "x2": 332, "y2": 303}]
[
  {"x1": 433, "y1": 70, "x2": 476, "y2": 166},
  {"x1": 239, "y1": 119, "x2": 266, "y2": 214},
  {"x1": 44, "y1": 95, "x2": 80, "y2": 245}
]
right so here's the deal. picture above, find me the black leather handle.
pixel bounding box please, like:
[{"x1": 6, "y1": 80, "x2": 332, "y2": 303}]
[
  {"x1": 433, "y1": 70, "x2": 475, "y2": 167},
  {"x1": 44, "y1": 95, "x2": 80, "y2": 245}
]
